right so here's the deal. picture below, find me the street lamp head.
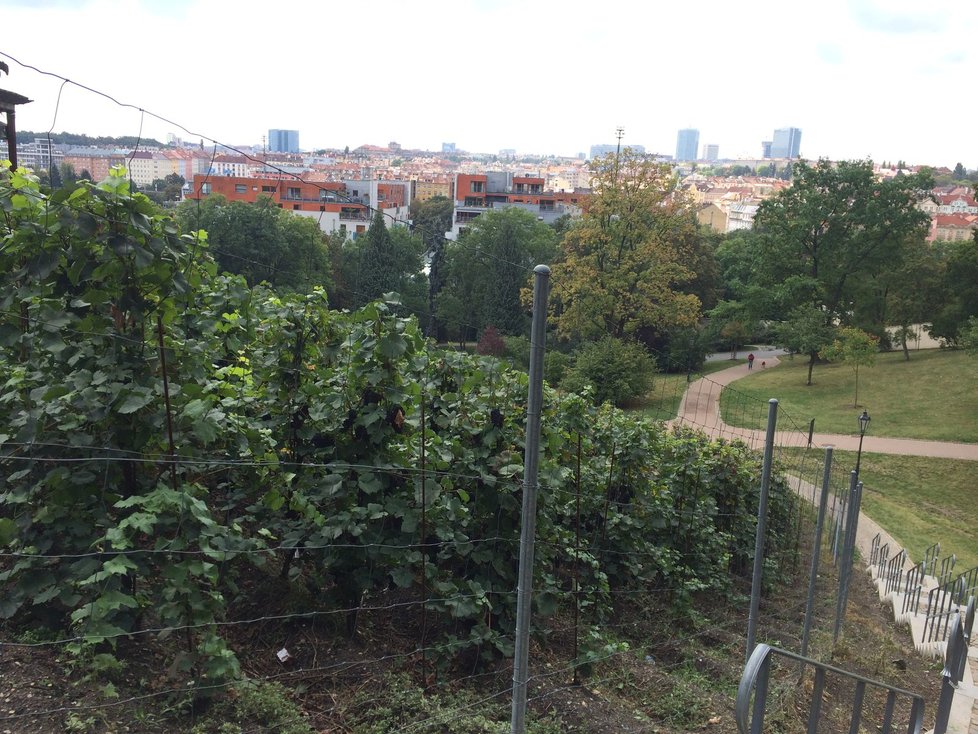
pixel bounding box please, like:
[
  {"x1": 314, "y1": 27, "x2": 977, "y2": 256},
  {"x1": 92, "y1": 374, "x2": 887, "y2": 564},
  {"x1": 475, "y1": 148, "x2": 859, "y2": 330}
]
[{"x1": 858, "y1": 410, "x2": 871, "y2": 436}]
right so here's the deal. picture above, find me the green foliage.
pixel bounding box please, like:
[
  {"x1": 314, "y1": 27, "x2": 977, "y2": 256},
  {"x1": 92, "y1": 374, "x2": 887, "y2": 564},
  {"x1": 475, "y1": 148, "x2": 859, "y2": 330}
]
[
  {"x1": 819, "y1": 326, "x2": 878, "y2": 407},
  {"x1": 341, "y1": 672, "x2": 562, "y2": 734},
  {"x1": 721, "y1": 159, "x2": 932, "y2": 383},
  {"x1": 0, "y1": 163, "x2": 798, "y2": 704},
  {"x1": 437, "y1": 207, "x2": 556, "y2": 339},
  {"x1": 14, "y1": 129, "x2": 166, "y2": 148},
  {"x1": 929, "y1": 238, "x2": 978, "y2": 344},
  {"x1": 190, "y1": 681, "x2": 313, "y2": 734},
  {"x1": 0, "y1": 165, "x2": 238, "y2": 687},
  {"x1": 776, "y1": 305, "x2": 837, "y2": 385},
  {"x1": 562, "y1": 337, "x2": 657, "y2": 406},
  {"x1": 338, "y1": 211, "x2": 428, "y2": 318},
  {"x1": 961, "y1": 317, "x2": 978, "y2": 356},
  {"x1": 550, "y1": 150, "x2": 704, "y2": 345},
  {"x1": 176, "y1": 194, "x2": 332, "y2": 293}
]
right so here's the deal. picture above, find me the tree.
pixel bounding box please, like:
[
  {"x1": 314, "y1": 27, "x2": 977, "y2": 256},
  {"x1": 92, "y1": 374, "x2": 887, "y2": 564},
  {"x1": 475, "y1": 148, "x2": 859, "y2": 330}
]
[
  {"x1": 176, "y1": 195, "x2": 332, "y2": 293},
  {"x1": 961, "y1": 317, "x2": 978, "y2": 356},
  {"x1": 548, "y1": 149, "x2": 702, "y2": 345},
  {"x1": 409, "y1": 196, "x2": 454, "y2": 337},
  {"x1": 953, "y1": 162, "x2": 967, "y2": 180},
  {"x1": 748, "y1": 159, "x2": 931, "y2": 384},
  {"x1": 776, "y1": 305, "x2": 837, "y2": 384},
  {"x1": 929, "y1": 237, "x2": 978, "y2": 343},
  {"x1": 719, "y1": 319, "x2": 749, "y2": 359},
  {"x1": 353, "y1": 209, "x2": 400, "y2": 302},
  {"x1": 48, "y1": 160, "x2": 63, "y2": 189},
  {"x1": 410, "y1": 195, "x2": 453, "y2": 251},
  {"x1": 820, "y1": 326, "x2": 878, "y2": 407},
  {"x1": 862, "y1": 237, "x2": 943, "y2": 360},
  {"x1": 59, "y1": 162, "x2": 77, "y2": 186},
  {"x1": 438, "y1": 207, "x2": 556, "y2": 339},
  {"x1": 339, "y1": 209, "x2": 427, "y2": 317}
]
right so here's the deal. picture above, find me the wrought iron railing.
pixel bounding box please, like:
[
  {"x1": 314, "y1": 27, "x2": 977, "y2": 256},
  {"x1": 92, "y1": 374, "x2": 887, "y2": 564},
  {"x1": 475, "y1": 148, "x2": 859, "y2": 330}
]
[
  {"x1": 736, "y1": 644, "x2": 925, "y2": 734},
  {"x1": 922, "y1": 542, "x2": 941, "y2": 576}
]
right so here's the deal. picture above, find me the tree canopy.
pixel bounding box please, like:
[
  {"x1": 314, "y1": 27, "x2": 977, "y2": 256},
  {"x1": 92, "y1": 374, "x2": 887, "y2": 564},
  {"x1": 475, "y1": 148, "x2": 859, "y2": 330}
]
[
  {"x1": 337, "y1": 209, "x2": 428, "y2": 318},
  {"x1": 548, "y1": 149, "x2": 704, "y2": 345},
  {"x1": 718, "y1": 159, "x2": 932, "y2": 383},
  {"x1": 437, "y1": 207, "x2": 556, "y2": 341},
  {"x1": 176, "y1": 195, "x2": 332, "y2": 293}
]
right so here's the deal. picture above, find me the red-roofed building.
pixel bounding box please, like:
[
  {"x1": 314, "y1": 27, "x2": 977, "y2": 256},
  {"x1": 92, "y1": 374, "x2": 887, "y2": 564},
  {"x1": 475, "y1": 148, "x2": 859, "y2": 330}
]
[{"x1": 930, "y1": 214, "x2": 978, "y2": 242}]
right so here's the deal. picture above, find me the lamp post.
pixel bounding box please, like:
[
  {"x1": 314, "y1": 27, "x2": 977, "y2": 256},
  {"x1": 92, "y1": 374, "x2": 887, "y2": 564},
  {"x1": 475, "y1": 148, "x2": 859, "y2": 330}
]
[{"x1": 854, "y1": 410, "x2": 871, "y2": 479}]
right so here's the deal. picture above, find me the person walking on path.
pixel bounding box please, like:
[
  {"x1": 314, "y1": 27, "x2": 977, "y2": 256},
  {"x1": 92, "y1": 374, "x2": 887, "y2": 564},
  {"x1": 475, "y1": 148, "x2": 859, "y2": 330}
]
[{"x1": 747, "y1": 352, "x2": 755, "y2": 370}]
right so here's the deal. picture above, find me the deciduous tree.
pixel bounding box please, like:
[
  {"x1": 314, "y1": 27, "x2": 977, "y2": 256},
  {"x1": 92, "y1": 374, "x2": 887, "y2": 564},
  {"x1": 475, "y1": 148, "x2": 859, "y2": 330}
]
[
  {"x1": 820, "y1": 326, "x2": 878, "y2": 407},
  {"x1": 750, "y1": 159, "x2": 931, "y2": 384},
  {"x1": 438, "y1": 207, "x2": 556, "y2": 339},
  {"x1": 549, "y1": 149, "x2": 702, "y2": 344},
  {"x1": 176, "y1": 194, "x2": 332, "y2": 293}
]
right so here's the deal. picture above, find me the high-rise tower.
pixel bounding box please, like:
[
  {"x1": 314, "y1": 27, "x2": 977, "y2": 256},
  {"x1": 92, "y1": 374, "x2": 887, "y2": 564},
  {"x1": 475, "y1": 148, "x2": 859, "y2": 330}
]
[
  {"x1": 675, "y1": 128, "x2": 700, "y2": 161},
  {"x1": 770, "y1": 127, "x2": 801, "y2": 159}
]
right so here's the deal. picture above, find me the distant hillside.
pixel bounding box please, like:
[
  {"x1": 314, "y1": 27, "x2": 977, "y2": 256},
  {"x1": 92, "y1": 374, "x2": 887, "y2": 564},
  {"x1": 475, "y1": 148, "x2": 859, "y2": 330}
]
[{"x1": 15, "y1": 130, "x2": 166, "y2": 148}]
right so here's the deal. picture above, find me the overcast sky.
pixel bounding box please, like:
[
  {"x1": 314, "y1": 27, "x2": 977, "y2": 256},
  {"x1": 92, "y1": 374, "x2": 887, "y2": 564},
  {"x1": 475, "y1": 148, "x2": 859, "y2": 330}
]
[{"x1": 2, "y1": 0, "x2": 975, "y2": 168}]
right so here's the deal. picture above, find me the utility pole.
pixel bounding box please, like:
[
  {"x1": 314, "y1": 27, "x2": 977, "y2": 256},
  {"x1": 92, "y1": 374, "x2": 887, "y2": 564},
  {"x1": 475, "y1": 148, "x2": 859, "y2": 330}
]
[
  {"x1": 614, "y1": 126, "x2": 624, "y2": 183},
  {"x1": 0, "y1": 63, "x2": 33, "y2": 171}
]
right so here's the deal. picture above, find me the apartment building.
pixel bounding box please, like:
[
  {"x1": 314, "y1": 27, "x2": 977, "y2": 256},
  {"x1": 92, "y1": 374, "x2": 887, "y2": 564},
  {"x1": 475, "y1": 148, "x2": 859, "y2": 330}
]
[
  {"x1": 185, "y1": 174, "x2": 413, "y2": 238},
  {"x1": 0, "y1": 137, "x2": 64, "y2": 171},
  {"x1": 413, "y1": 178, "x2": 453, "y2": 202},
  {"x1": 447, "y1": 172, "x2": 584, "y2": 239}
]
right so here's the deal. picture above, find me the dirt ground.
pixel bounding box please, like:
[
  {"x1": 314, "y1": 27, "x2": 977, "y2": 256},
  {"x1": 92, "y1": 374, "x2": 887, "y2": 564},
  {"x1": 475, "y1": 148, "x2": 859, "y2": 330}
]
[{"x1": 0, "y1": 538, "x2": 946, "y2": 734}]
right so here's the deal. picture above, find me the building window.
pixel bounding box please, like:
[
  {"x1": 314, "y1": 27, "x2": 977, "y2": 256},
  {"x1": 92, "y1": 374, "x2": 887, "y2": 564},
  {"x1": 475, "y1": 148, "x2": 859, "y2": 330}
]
[
  {"x1": 235, "y1": 184, "x2": 247, "y2": 193},
  {"x1": 287, "y1": 187, "x2": 301, "y2": 199},
  {"x1": 471, "y1": 181, "x2": 484, "y2": 192},
  {"x1": 293, "y1": 204, "x2": 300, "y2": 210},
  {"x1": 262, "y1": 185, "x2": 276, "y2": 193},
  {"x1": 200, "y1": 183, "x2": 211, "y2": 195}
]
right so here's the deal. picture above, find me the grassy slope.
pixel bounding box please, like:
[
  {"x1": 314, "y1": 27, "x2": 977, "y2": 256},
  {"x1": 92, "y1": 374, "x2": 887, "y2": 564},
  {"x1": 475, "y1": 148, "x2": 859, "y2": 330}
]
[
  {"x1": 719, "y1": 349, "x2": 978, "y2": 442},
  {"x1": 816, "y1": 449, "x2": 978, "y2": 571}
]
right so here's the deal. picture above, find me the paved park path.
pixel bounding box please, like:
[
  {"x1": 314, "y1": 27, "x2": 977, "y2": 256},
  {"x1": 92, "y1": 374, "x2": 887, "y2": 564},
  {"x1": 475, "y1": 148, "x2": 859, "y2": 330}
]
[
  {"x1": 672, "y1": 355, "x2": 978, "y2": 461},
  {"x1": 673, "y1": 356, "x2": 978, "y2": 732}
]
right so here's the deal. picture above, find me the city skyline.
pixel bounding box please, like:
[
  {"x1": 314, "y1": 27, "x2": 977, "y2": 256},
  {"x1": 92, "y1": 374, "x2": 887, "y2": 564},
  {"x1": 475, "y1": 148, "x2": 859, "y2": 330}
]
[{"x1": 1, "y1": 0, "x2": 975, "y2": 168}]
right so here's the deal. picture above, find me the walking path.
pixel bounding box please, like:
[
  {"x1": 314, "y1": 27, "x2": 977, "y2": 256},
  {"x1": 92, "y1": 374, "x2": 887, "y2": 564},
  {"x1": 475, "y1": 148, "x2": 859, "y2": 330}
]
[
  {"x1": 675, "y1": 357, "x2": 978, "y2": 732},
  {"x1": 672, "y1": 356, "x2": 978, "y2": 461}
]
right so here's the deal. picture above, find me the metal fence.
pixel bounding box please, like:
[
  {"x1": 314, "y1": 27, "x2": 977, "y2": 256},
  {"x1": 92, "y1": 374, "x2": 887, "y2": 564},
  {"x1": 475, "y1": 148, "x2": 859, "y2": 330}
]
[{"x1": 736, "y1": 643, "x2": 925, "y2": 734}]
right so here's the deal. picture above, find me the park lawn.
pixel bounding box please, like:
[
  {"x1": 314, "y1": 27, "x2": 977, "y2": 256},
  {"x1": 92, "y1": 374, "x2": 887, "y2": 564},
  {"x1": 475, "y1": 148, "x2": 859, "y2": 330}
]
[
  {"x1": 633, "y1": 358, "x2": 745, "y2": 420},
  {"x1": 720, "y1": 349, "x2": 978, "y2": 443},
  {"x1": 786, "y1": 449, "x2": 978, "y2": 571}
]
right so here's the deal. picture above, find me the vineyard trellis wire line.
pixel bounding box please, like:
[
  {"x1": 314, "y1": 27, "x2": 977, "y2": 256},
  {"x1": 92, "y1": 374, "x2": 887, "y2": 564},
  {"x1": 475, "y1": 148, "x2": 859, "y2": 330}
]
[
  {"x1": 0, "y1": 50, "x2": 554, "y2": 286},
  {"x1": 0, "y1": 110, "x2": 840, "y2": 734},
  {"x1": 0, "y1": 593, "x2": 815, "y2": 729}
]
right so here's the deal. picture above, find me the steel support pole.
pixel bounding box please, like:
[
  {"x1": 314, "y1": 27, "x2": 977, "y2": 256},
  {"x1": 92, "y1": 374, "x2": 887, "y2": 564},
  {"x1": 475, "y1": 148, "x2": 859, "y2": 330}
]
[
  {"x1": 746, "y1": 399, "x2": 778, "y2": 662},
  {"x1": 510, "y1": 265, "x2": 550, "y2": 734},
  {"x1": 833, "y1": 472, "x2": 860, "y2": 645},
  {"x1": 801, "y1": 446, "x2": 834, "y2": 659}
]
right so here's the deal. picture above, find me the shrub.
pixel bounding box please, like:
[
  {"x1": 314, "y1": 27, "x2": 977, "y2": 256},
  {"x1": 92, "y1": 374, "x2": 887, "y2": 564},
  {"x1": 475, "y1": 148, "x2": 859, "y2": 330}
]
[
  {"x1": 562, "y1": 337, "x2": 656, "y2": 406},
  {"x1": 476, "y1": 324, "x2": 506, "y2": 356}
]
